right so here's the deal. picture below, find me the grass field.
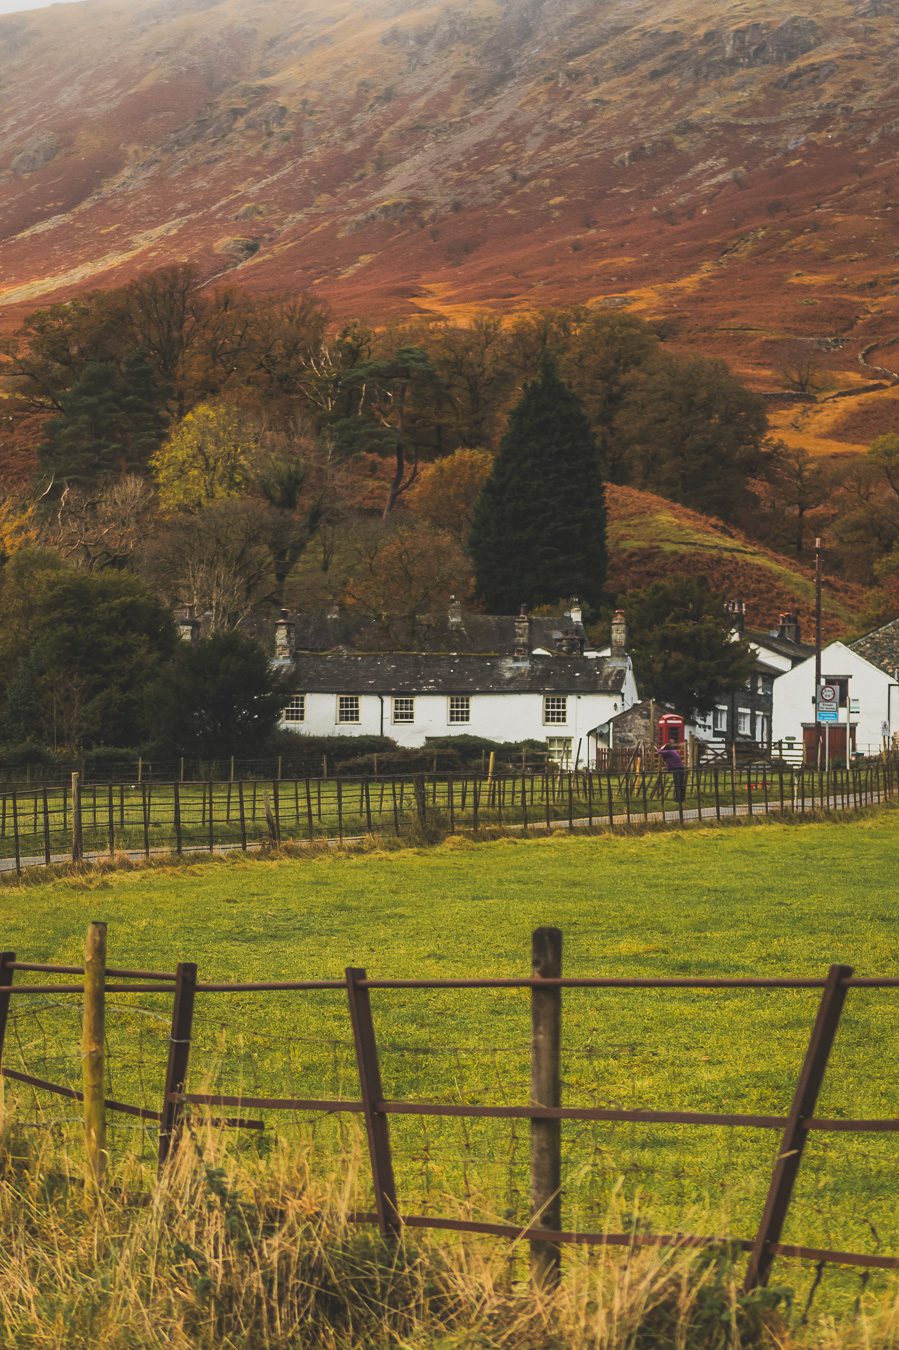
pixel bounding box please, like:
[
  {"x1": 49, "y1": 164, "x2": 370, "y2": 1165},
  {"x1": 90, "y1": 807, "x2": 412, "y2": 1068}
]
[{"x1": 1, "y1": 810, "x2": 898, "y2": 1324}]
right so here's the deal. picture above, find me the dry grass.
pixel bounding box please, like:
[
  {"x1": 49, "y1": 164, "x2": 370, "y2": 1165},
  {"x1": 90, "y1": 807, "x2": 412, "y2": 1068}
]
[{"x1": 0, "y1": 1122, "x2": 896, "y2": 1350}]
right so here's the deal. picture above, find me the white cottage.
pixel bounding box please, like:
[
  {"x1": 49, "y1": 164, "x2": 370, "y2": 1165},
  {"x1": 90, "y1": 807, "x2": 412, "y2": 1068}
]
[
  {"x1": 274, "y1": 606, "x2": 639, "y2": 767},
  {"x1": 772, "y1": 618, "x2": 899, "y2": 761}
]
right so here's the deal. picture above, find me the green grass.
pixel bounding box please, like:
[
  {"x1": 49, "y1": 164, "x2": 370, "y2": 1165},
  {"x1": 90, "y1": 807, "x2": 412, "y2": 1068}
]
[{"x1": 1, "y1": 812, "x2": 897, "y2": 1316}]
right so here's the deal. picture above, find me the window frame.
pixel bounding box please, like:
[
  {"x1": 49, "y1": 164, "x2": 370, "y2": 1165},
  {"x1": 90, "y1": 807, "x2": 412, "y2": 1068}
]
[
  {"x1": 337, "y1": 694, "x2": 361, "y2": 725},
  {"x1": 448, "y1": 694, "x2": 471, "y2": 724},
  {"x1": 543, "y1": 695, "x2": 568, "y2": 725},
  {"x1": 391, "y1": 695, "x2": 415, "y2": 724},
  {"x1": 737, "y1": 707, "x2": 751, "y2": 737},
  {"x1": 713, "y1": 705, "x2": 728, "y2": 734},
  {"x1": 282, "y1": 693, "x2": 306, "y2": 724}
]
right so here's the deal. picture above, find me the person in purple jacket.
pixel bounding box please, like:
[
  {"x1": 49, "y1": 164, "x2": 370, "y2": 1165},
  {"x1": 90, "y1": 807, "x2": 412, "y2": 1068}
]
[{"x1": 658, "y1": 741, "x2": 686, "y2": 803}]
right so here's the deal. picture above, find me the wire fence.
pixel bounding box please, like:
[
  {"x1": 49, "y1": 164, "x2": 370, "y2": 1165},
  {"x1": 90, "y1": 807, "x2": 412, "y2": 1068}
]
[
  {"x1": 0, "y1": 756, "x2": 896, "y2": 875},
  {"x1": 1, "y1": 928, "x2": 897, "y2": 1301}
]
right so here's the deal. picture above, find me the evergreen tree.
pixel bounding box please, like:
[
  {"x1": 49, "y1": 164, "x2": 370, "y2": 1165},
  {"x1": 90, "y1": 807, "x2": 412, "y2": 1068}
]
[
  {"x1": 469, "y1": 358, "x2": 607, "y2": 611},
  {"x1": 38, "y1": 355, "x2": 169, "y2": 489},
  {"x1": 623, "y1": 576, "x2": 755, "y2": 718}
]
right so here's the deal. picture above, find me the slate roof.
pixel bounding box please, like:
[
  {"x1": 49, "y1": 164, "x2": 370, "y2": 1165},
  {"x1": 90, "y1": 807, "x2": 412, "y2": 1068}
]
[
  {"x1": 290, "y1": 612, "x2": 585, "y2": 655},
  {"x1": 746, "y1": 630, "x2": 814, "y2": 664},
  {"x1": 850, "y1": 618, "x2": 899, "y2": 676},
  {"x1": 289, "y1": 652, "x2": 628, "y2": 695}
]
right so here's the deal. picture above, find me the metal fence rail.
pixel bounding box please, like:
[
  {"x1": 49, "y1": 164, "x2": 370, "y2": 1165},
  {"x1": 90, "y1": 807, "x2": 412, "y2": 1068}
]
[
  {"x1": 0, "y1": 929, "x2": 897, "y2": 1292},
  {"x1": 0, "y1": 756, "x2": 896, "y2": 875}
]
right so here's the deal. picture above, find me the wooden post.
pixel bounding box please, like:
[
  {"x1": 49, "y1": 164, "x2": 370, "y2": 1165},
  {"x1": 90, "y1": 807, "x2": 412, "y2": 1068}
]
[
  {"x1": 412, "y1": 774, "x2": 427, "y2": 830},
  {"x1": 173, "y1": 781, "x2": 183, "y2": 855},
  {"x1": 0, "y1": 952, "x2": 16, "y2": 1118},
  {"x1": 158, "y1": 962, "x2": 197, "y2": 1171},
  {"x1": 530, "y1": 926, "x2": 562, "y2": 1289},
  {"x1": 137, "y1": 755, "x2": 143, "y2": 785},
  {"x1": 107, "y1": 783, "x2": 115, "y2": 859},
  {"x1": 82, "y1": 921, "x2": 107, "y2": 1196},
  {"x1": 744, "y1": 963, "x2": 853, "y2": 1290},
  {"x1": 140, "y1": 781, "x2": 150, "y2": 858},
  {"x1": 345, "y1": 967, "x2": 400, "y2": 1236},
  {"x1": 264, "y1": 791, "x2": 279, "y2": 844},
  {"x1": 42, "y1": 787, "x2": 52, "y2": 865},
  {"x1": 179, "y1": 756, "x2": 185, "y2": 784},
  {"x1": 238, "y1": 780, "x2": 247, "y2": 851},
  {"x1": 70, "y1": 772, "x2": 84, "y2": 863}
]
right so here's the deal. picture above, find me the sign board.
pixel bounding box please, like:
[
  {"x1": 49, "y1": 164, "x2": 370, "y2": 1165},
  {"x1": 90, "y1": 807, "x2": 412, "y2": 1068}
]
[
  {"x1": 850, "y1": 698, "x2": 860, "y2": 714},
  {"x1": 816, "y1": 680, "x2": 839, "y2": 724},
  {"x1": 817, "y1": 709, "x2": 838, "y2": 723}
]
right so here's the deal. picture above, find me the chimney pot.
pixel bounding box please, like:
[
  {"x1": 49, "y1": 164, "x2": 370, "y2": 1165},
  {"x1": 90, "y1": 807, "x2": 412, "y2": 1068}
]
[
  {"x1": 610, "y1": 608, "x2": 628, "y2": 664},
  {"x1": 176, "y1": 604, "x2": 200, "y2": 646},
  {"x1": 448, "y1": 595, "x2": 463, "y2": 629},
  {"x1": 568, "y1": 597, "x2": 583, "y2": 627}
]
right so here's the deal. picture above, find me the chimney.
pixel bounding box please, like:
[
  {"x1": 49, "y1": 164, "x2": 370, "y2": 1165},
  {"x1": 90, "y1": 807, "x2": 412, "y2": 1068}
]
[
  {"x1": 274, "y1": 607, "x2": 295, "y2": 661},
  {"x1": 610, "y1": 609, "x2": 627, "y2": 665},
  {"x1": 513, "y1": 604, "x2": 531, "y2": 661},
  {"x1": 326, "y1": 601, "x2": 340, "y2": 621},
  {"x1": 176, "y1": 604, "x2": 200, "y2": 646},
  {"x1": 777, "y1": 612, "x2": 802, "y2": 645},
  {"x1": 568, "y1": 597, "x2": 583, "y2": 627},
  {"x1": 448, "y1": 595, "x2": 463, "y2": 629},
  {"x1": 726, "y1": 598, "x2": 746, "y2": 634}
]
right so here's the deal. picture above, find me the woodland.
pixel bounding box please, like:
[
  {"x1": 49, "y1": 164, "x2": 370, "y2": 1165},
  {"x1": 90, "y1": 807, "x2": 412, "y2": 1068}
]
[{"x1": 0, "y1": 264, "x2": 896, "y2": 756}]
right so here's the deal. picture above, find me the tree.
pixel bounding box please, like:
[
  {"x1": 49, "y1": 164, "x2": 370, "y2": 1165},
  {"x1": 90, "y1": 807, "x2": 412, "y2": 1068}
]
[
  {"x1": 622, "y1": 576, "x2": 755, "y2": 719},
  {"x1": 469, "y1": 358, "x2": 607, "y2": 612},
  {"x1": 0, "y1": 561, "x2": 176, "y2": 748},
  {"x1": 147, "y1": 630, "x2": 283, "y2": 757},
  {"x1": 406, "y1": 448, "x2": 494, "y2": 542},
  {"x1": 615, "y1": 353, "x2": 767, "y2": 522},
  {"x1": 341, "y1": 518, "x2": 473, "y2": 645},
  {"x1": 37, "y1": 355, "x2": 169, "y2": 489},
  {"x1": 47, "y1": 475, "x2": 157, "y2": 571},
  {"x1": 142, "y1": 497, "x2": 276, "y2": 632},
  {"x1": 151, "y1": 400, "x2": 256, "y2": 512}
]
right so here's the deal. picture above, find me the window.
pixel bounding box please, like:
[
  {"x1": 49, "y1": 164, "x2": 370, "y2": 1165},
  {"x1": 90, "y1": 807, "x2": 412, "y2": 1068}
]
[
  {"x1": 543, "y1": 695, "x2": 568, "y2": 725},
  {"x1": 757, "y1": 714, "x2": 769, "y2": 744},
  {"x1": 392, "y1": 696, "x2": 415, "y2": 724},
  {"x1": 546, "y1": 737, "x2": 573, "y2": 766},
  {"x1": 448, "y1": 695, "x2": 470, "y2": 724},
  {"x1": 713, "y1": 706, "x2": 727, "y2": 734},
  {"x1": 283, "y1": 694, "x2": 305, "y2": 723},
  {"x1": 337, "y1": 695, "x2": 360, "y2": 724},
  {"x1": 737, "y1": 708, "x2": 751, "y2": 736}
]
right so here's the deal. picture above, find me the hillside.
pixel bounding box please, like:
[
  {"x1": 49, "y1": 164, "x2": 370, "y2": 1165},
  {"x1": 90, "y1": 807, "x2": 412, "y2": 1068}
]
[
  {"x1": 605, "y1": 484, "x2": 863, "y2": 637},
  {"x1": 1, "y1": 0, "x2": 899, "y2": 454}
]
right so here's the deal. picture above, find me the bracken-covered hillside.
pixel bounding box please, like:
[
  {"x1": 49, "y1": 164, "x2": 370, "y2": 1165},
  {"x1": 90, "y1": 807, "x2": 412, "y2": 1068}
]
[{"x1": 1, "y1": 0, "x2": 899, "y2": 452}]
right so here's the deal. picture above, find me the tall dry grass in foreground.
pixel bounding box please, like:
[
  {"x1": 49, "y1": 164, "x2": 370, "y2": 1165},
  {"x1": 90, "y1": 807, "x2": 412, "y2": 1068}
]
[{"x1": 0, "y1": 1123, "x2": 896, "y2": 1350}]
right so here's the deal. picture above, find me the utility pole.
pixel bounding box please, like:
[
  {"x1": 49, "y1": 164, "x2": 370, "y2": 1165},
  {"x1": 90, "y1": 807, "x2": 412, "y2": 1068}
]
[{"x1": 814, "y1": 537, "x2": 823, "y2": 766}]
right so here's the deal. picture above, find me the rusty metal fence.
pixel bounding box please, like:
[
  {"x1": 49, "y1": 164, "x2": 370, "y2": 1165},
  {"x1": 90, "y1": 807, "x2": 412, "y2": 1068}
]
[
  {"x1": 1, "y1": 929, "x2": 898, "y2": 1293},
  {"x1": 1, "y1": 756, "x2": 896, "y2": 875}
]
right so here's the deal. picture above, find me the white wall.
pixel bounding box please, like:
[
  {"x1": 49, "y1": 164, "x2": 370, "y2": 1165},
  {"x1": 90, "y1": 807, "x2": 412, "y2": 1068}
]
[
  {"x1": 281, "y1": 688, "x2": 631, "y2": 764},
  {"x1": 772, "y1": 642, "x2": 898, "y2": 756}
]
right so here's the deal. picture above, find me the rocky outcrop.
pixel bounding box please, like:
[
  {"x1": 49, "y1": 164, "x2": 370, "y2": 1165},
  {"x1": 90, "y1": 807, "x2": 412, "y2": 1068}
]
[
  {"x1": 11, "y1": 130, "x2": 58, "y2": 174},
  {"x1": 723, "y1": 16, "x2": 821, "y2": 67}
]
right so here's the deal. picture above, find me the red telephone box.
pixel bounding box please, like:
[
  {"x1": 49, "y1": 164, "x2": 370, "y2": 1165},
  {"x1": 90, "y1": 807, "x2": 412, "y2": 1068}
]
[{"x1": 657, "y1": 714, "x2": 685, "y2": 749}]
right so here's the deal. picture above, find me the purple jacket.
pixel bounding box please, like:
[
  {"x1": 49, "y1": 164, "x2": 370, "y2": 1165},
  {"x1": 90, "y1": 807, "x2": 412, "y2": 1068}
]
[{"x1": 658, "y1": 744, "x2": 684, "y2": 770}]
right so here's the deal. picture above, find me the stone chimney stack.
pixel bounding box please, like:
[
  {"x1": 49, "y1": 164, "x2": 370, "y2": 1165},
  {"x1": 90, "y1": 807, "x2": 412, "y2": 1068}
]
[
  {"x1": 176, "y1": 604, "x2": 200, "y2": 646},
  {"x1": 726, "y1": 599, "x2": 746, "y2": 634},
  {"x1": 513, "y1": 605, "x2": 531, "y2": 661},
  {"x1": 448, "y1": 595, "x2": 463, "y2": 629},
  {"x1": 777, "y1": 612, "x2": 802, "y2": 644},
  {"x1": 609, "y1": 609, "x2": 628, "y2": 666},
  {"x1": 274, "y1": 607, "x2": 295, "y2": 661},
  {"x1": 568, "y1": 597, "x2": 583, "y2": 627}
]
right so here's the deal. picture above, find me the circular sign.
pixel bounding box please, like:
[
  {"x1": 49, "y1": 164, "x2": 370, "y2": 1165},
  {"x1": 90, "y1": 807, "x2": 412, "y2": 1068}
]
[{"x1": 820, "y1": 684, "x2": 837, "y2": 703}]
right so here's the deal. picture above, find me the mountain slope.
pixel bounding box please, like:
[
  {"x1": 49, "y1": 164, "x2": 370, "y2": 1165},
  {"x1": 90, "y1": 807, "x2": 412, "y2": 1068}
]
[
  {"x1": 1, "y1": 0, "x2": 899, "y2": 446},
  {"x1": 606, "y1": 485, "x2": 862, "y2": 637}
]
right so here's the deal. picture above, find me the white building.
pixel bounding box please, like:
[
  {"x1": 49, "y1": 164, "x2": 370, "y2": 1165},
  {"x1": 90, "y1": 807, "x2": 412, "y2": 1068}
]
[
  {"x1": 772, "y1": 619, "x2": 899, "y2": 761},
  {"x1": 274, "y1": 607, "x2": 639, "y2": 767}
]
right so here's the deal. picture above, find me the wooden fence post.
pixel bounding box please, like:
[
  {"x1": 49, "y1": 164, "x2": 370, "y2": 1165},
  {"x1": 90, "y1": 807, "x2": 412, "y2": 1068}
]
[
  {"x1": 530, "y1": 926, "x2": 562, "y2": 1289},
  {"x1": 158, "y1": 961, "x2": 197, "y2": 1171},
  {"x1": 42, "y1": 787, "x2": 51, "y2": 865},
  {"x1": 345, "y1": 966, "x2": 400, "y2": 1236},
  {"x1": 413, "y1": 774, "x2": 427, "y2": 831},
  {"x1": 173, "y1": 781, "x2": 183, "y2": 856},
  {"x1": 82, "y1": 921, "x2": 107, "y2": 1197},
  {"x1": 0, "y1": 951, "x2": 16, "y2": 1118},
  {"x1": 71, "y1": 772, "x2": 83, "y2": 863},
  {"x1": 744, "y1": 962, "x2": 853, "y2": 1290}
]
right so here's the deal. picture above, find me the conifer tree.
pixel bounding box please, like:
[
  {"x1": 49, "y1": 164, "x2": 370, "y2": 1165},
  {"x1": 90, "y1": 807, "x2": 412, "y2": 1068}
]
[
  {"x1": 38, "y1": 355, "x2": 168, "y2": 490},
  {"x1": 469, "y1": 358, "x2": 607, "y2": 612}
]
